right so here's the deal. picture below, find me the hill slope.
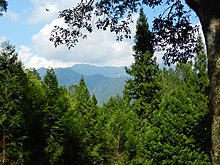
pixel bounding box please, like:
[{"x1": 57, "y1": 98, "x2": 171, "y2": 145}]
[
  {"x1": 38, "y1": 64, "x2": 128, "y2": 105},
  {"x1": 71, "y1": 64, "x2": 127, "y2": 78}
]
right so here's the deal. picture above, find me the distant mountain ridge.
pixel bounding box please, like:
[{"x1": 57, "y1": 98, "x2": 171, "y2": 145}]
[
  {"x1": 70, "y1": 64, "x2": 128, "y2": 78},
  {"x1": 38, "y1": 64, "x2": 128, "y2": 105}
]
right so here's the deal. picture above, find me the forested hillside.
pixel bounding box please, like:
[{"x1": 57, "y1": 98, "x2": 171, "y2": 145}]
[
  {"x1": 0, "y1": 9, "x2": 211, "y2": 164},
  {"x1": 38, "y1": 66, "x2": 128, "y2": 105}
]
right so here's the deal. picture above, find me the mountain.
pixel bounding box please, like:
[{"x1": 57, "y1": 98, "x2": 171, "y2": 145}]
[
  {"x1": 38, "y1": 64, "x2": 128, "y2": 105},
  {"x1": 71, "y1": 64, "x2": 127, "y2": 78},
  {"x1": 90, "y1": 76, "x2": 127, "y2": 104}
]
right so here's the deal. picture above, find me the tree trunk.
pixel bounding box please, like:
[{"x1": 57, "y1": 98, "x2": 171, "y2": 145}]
[
  {"x1": 186, "y1": 0, "x2": 220, "y2": 164},
  {"x1": 207, "y1": 19, "x2": 220, "y2": 164}
]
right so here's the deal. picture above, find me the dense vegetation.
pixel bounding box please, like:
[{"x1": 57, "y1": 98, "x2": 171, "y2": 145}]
[{"x1": 0, "y1": 10, "x2": 211, "y2": 164}]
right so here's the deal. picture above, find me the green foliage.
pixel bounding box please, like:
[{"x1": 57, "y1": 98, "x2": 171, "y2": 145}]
[
  {"x1": 148, "y1": 88, "x2": 211, "y2": 164},
  {"x1": 125, "y1": 9, "x2": 162, "y2": 117},
  {"x1": 133, "y1": 8, "x2": 153, "y2": 54},
  {"x1": 148, "y1": 36, "x2": 211, "y2": 164},
  {"x1": 44, "y1": 87, "x2": 75, "y2": 164},
  {"x1": 0, "y1": 0, "x2": 7, "y2": 15},
  {"x1": 70, "y1": 76, "x2": 90, "y2": 107},
  {"x1": 0, "y1": 42, "x2": 29, "y2": 164},
  {"x1": 0, "y1": 36, "x2": 211, "y2": 164},
  {"x1": 44, "y1": 67, "x2": 58, "y2": 91},
  {"x1": 45, "y1": 77, "x2": 98, "y2": 164},
  {"x1": 27, "y1": 68, "x2": 41, "y2": 80},
  {"x1": 24, "y1": 70, "x2": 47, "y2": 164},
  {"x1": 193, "y1": 35, "x2": 209, "y2": 95},
  {"x1": 86, "y1": 95, "x2": 141, "y2": 164}
]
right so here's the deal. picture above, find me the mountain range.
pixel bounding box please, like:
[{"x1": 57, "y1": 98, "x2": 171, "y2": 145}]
[{"x1": 38, "y1": 64, "x2": 129, "y2": 105}]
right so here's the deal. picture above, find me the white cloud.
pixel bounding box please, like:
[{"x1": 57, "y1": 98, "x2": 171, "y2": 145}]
[
  {"x1": 154, "y1": 51, "x2": 165, "y2": 64},
  {"x1": 28, "y1": 0, "x2": 80, "y2": 25},
  {"x1": 5, "y1": 11, "x2": 19, "y2": 22},
  {"x1": 0, "y1": 36, "x2": 7, "y2": 43},
  {"x1": 28, "y1": 17, "x2": 135, "y2": 68},
  {"x1": 22, "y1": 1, "x2": 165, "y2": 69},
  {"x1": 18, "y1": 45, "x2": 75, "y2": 69}
]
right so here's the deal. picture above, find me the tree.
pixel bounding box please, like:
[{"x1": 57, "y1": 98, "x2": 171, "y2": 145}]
[
  {"x1": 0, "y1": 42, "x2": 29, "y2": 164},
  {"x1": 91, "y1": 95, "x2": 141, "y2": 164},
  {"x1": 43, "y1": 68, "x2": 60, "y2": 125},
  {"x1": 0, "y1": 0, "x2": 7, "y2": 16},
  {"x1": 49, "y1": 0, "x2": 220, "y2": 163},
  {"x1": 69, "y1": 76, "x2": 90, "y2": 111},
  {"x1": 148, "y1": 87, "x2": 211, "y2": 164},
  {"x1": 133, "y1": 8, "x2": 153, "y2": 54},
  {"x1": 42, "y1": 68, "x2": 68, "y2": 164},
  {"x1": 193, "y1": 35, "x2": 209, "y2": 95},
  {"x1": 44, "y1": 68, "x2": 58, "y2": 92},
  {"x1": 56, "y1": 77, "x2": 96, "y2": 164},
  {"x1": 24, "y1": 69, "x2": 48, "y2": 164},
  {"x1": 44, "y1": 87, "x2": 75, "y2": 164},
  {"x1": 27, "y1": 68, "x2": 41, "y2": 81},
  {"x1": 125, "y1": 8, "x2": 161, "y2": 118},
  {"x1": 43, "y1": 68, "x2": 60, "y2": 115},
  {"x1": 145, "y1": 38, "x2": 211, "y2": 163}
]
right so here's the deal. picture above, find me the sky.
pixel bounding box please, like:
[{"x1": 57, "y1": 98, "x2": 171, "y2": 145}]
[{"x1": 0, "y1": 0, "x2": 199, "y2": 69}]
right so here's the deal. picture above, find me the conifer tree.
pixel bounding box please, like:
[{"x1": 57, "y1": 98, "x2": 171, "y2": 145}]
[
  {"x1": 57, "y1": 77, "x2": 94, "y2": 164},
  {"x1": 133, "y1": 8, "x2": 153, "y2": 54},
  {"x1": 125, "y1": 8, "x2": 161, "y2": 117},
  {"x1": 27, "y1": 68, "x2": 41, "y2": 80},
  {"x1": 25, "y1": 70, "x2": 47, "y2": 164},
  {"x1": 45, "y1": 87, "x2": 75, "y2": 164},
  {"x1": 43, "y1": 68, "x2": 60, "y2": 123},
  {"x1": 70, "y1": 76, "x2": 90, "y2": 112},
  {"x1": 147, "y1": 36, "x2": 211, "y2": 164},
  {"x1": 0, "y1": 42, "x2": 29, "y2": 164},
  {"x1": 44, "y1": 68, "x2": 58, "y2": 92},
  {"x1": 192, "y1": 35, "x2": 211, "y2": 156},
  {"x1": 193, "y1": 35, "x2": 209, "y2": 95},
  {"x1": 75, "y1": 76, "x2": 90, "y2": 102},
  {"x1": 147, "y1": 87, "x2": 211, "y2": 164},
  {"x1": 43, "y1": 68, "x2": 66, "y2": 164}
]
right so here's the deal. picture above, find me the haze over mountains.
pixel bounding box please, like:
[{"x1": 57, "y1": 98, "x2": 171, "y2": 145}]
[{"x1": 38, "y1": 64, "x2": 129, "y2": 105}]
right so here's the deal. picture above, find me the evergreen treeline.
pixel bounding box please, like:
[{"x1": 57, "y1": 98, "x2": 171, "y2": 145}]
[{"x1": 0, "y1": 9, "x2": 211, "y2": 164}]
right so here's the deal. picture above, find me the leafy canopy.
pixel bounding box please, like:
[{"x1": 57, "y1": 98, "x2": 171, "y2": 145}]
[
  {"x1": 50, "y1": 0, "x2": 198, "y2": 65},
  {"x1": 0, "y1": 0, "x2": 7, "y2": 16},
  {"x1": 125, "y1": 8, "x2": 161, "y2": 117}
]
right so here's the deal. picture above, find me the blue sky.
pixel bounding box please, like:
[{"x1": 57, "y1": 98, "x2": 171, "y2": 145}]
[
  {"x1": 1, "y1": 0, "x2": 33, "y2": 46},
  {"x1": 0, "y1": 0, "x2": 199, "y2": 69}
]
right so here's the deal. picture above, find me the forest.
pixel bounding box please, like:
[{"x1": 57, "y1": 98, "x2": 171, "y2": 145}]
[{"x1": 0, "y1": 7, "x2": 212, "y2": 165}]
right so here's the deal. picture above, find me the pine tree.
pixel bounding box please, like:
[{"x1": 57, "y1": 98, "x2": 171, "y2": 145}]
[
  {"x1": 125, "y1": 8, "x2": 161, "y2": 118},
  {"x1": 133, "y1": 8, "x2": 153, "y2": 54},
  {"x1": 44, "y1": 68, "x2": 58, "y2": 92},
  {"x1": 43, "y1": 68, "x2": 60, "y2": 124},
  {"x1": 25, "y1": 70, "x2": 48, "y2": 164},
  {"x1": 70, "y1": 76, "x2": 90, "y2": 111},
  {"x1": 43, "y1": 68, "x2": 67, "y2": 163},
  {"x1": 193, "y1": 35, "x2": 209, "y2": 95},
  {"x1": 147, "y1": 87, "x2": 211, "y2": 164},
  {"x1": 59, "y1": 76, "x2": 94, "y2": 164},
  {"x1": 45, "y1": 87, "x2": 74, "y2": 164},
  {"x1": 192, "y1": 35, "x2": 211, "y2": 156},
  {"x1": 146, "y1": 36, "x2": 211, "y2": 164},
  {"x1": 0, "y1": 42, "x2": 29, "y2": 164}
]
